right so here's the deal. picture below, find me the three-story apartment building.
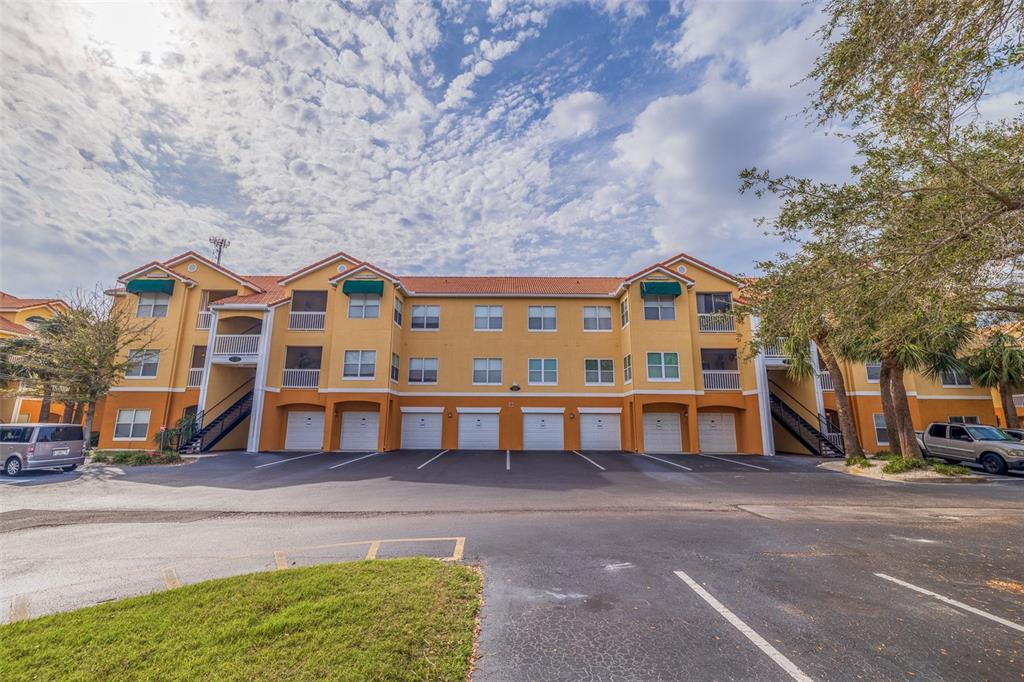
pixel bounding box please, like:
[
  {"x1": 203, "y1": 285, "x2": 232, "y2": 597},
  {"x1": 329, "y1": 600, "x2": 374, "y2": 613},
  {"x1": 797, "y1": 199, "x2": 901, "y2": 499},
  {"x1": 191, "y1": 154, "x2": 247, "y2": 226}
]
[
  {"x1": 97, "y1": 249, "x2": 1004, "y2": 456},
  {"x1": 1, "y1": 292, "x2": 69, "y2": 423}
]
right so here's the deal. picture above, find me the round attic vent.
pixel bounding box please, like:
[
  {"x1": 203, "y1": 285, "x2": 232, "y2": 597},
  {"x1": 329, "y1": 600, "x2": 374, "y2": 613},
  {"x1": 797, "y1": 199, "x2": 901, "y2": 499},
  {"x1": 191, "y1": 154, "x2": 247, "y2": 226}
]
[
  {"x1": 677, "y1": 265, "x2": 687, "y2": 274},
  {"x1": 187, "y1": 263, "x2": 198, "y2": 272},
  {"x1": 337, "y1": 263, "x2": 346, "y2": 272}
]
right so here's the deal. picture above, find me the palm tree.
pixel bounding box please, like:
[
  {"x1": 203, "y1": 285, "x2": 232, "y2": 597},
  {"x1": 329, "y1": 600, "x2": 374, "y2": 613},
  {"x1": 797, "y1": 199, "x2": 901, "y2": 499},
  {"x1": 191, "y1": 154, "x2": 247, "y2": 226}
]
[{"x1": 964, "y1": 330, "x2": 1024, "y2": 429}]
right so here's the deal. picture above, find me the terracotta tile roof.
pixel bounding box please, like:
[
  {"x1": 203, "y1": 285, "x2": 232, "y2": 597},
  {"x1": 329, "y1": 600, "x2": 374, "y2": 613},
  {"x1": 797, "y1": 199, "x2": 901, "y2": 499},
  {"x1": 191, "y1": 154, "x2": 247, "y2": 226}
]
[
  {"x1": 398, "y1": 276, "x2": 625, "y2": 296},
  {"x1": 0, "y1": 291, "x2": 62, "y2": 310},
  {"x1": 210, "y1": 276, "x2": 289, "y2": 307},
  {"x1": 0, "y1": 316, "x2": 31, "y2": 335}
]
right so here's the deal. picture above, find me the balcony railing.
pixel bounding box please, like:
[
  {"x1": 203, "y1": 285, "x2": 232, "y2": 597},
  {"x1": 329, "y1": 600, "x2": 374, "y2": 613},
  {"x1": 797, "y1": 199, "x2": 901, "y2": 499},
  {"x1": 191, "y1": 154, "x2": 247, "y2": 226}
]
[
  {"x1": 197, "y1": 311, "x2": 212, "y2": 330},
  {"x1": 282, "y1": 368, "x2": 321, "y2": 388},
  {"x1": 187, "y1": 368, "x2": 204, "y2": 388},
  {"x1": 763, "y1": 340, "x2": 789, "y2": 360},
  {"x1": 213, "y1": 334, "x2": 260, "y2": 355},
  {"x1": 818, "y1": 371, "x2": 835, "y2": 392},
  {"x1": 697, "y1": 312, "x2": 736, "y2": 333},
  {"x1": 289, "y1": 311, "x2": 326, "y2": 331},
  {"x1": 1014, "y1": 394, "x2": 1024, "y2": 409},
  {"x1": 703, "y1": 369, "x2": 740, "y2": 391}
]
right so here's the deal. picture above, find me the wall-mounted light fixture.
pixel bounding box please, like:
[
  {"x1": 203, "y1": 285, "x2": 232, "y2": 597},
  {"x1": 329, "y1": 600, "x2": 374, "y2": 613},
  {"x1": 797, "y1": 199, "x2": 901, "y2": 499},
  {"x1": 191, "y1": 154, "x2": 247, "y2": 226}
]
[{"x1": 509, "y1": 383, "x2": 521, "y2": 392}]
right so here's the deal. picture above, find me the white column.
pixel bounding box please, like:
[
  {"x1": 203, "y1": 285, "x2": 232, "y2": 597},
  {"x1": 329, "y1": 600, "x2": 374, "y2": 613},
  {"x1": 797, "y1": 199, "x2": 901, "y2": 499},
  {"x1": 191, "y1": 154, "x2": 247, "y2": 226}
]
[
  {"x1": 246, "y1": 308, "x2": 275, "y2": 453},
  {"x1": 809, "y1": 341, "x2": 826, "y2": 428},
  {"x1": 197, "y1": 309, "x2": 218, "y2": 415},
  {"x1": 751, "y1": 315, "x2": 775, "y2": 456}
]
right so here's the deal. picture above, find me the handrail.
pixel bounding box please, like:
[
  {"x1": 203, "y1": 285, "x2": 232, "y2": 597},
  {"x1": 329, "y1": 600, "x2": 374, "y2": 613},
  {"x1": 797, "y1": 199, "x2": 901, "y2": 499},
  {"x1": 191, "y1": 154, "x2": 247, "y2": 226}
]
[
  {"x1": 767, "y1": 379, "x2": 819, "y2": 423},
  {"x1": 204, "y1": 377, "x2": 255, "y2": 417}
]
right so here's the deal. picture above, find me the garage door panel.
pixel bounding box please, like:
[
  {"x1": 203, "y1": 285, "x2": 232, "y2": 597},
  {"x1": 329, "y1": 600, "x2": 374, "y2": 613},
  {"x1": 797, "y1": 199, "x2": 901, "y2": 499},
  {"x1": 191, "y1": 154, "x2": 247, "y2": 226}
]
[
  {"x1": 580, "y1": 414, "x2": 620, "y2": 450},
  {"x1": 643, "y1": 412, "x2": 682, "y2": 453},
  {"x1": 523, "y1": 413, "x2": 564, "y2": 450},
  {"x1": 401, "y1": 413, "x2": 442, "y2": 449},
  {"x1": 458, "y1": 413, "x2": 499, "y2": 450},
  {"x1": 698, "y1": 412, "x2": 737, "y2": 453},
  {"x1": 285, "y1": 411, "x2": 325, "y2": 450},
  {"x1": 340, "y1": 411, "x2": 379, "y2": 451}
]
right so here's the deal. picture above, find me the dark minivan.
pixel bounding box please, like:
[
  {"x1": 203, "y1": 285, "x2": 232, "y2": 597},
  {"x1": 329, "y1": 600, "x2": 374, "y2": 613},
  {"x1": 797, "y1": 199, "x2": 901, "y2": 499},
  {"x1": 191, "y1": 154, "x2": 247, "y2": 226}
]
[{"x1": 1, "y1": 423, "x2": 86, "y2": 476}]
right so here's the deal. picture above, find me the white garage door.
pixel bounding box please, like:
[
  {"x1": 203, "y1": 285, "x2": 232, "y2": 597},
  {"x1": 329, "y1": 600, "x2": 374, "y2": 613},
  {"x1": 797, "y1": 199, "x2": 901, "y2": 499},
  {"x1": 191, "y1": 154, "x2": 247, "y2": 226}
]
[
  {"x1": 698, "y1": 412, "x2": 737, "y2": 453},
  {"x1": 340, "y1": 411, "x2": 379, "y2": 451},
  {"x1": 579, "y1": 414, "x2": 621, "y2": 450},
  {"x1": 458, "y1": 412, "x2": 499, "y2": 450},
  {"x1": 643, "y1": 412, "x2": 682, "y2": 453},
  {"x1": 522, "y1": 413, "x2": 564, "y2": 450},
  {"x1": 401, "y1": 413, "x2": 442, "y2": 449},
  {"x1": 284, "y1": 411, "x2": 325, "y2": 450}
]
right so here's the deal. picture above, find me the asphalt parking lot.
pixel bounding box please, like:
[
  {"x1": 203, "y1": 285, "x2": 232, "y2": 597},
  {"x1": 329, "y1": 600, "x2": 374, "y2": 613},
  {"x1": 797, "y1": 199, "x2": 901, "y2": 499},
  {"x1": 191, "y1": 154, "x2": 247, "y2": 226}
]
[{"x1": 2, "y1": 450, "x2": 1023, "y2": 680}]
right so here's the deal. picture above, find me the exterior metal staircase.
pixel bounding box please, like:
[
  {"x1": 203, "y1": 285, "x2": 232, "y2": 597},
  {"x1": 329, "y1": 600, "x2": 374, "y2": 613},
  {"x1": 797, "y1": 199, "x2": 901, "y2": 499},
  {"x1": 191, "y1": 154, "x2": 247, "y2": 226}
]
[
  {"x1": 178, "y1": 379, "x2": 254, "y2": 454},
  {"x1": 768, "y1": 381, "x2": 845, "y2": 458}
]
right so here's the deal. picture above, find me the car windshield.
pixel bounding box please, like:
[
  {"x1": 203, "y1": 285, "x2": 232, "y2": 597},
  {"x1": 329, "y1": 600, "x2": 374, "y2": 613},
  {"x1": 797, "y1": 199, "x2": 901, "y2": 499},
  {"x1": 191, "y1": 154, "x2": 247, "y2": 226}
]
[{"x1": 965, "y1": 426, "x2": 1013, "y2": 441}]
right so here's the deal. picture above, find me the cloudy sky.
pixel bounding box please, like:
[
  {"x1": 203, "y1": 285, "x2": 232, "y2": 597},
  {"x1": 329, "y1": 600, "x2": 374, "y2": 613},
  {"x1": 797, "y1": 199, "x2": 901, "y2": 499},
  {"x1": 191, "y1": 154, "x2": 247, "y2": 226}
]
[{"x1": 1, "y1": 0, "x2": 860, "y2": 296}]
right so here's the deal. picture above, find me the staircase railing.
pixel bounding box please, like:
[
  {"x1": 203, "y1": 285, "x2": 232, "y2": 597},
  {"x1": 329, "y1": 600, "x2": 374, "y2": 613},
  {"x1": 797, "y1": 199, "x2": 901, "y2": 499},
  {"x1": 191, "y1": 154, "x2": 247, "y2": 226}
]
[
  {"x1": 768, "y1": 380, "x2": 844, "y2": 457},
  {"x1": 177, "y1": 377, "x2": 254, "y2": 451}
]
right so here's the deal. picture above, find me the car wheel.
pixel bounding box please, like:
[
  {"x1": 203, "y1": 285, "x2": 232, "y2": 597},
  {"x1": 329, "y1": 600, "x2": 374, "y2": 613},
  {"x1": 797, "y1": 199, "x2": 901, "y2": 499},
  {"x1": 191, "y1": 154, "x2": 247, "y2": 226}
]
[
  {"x1": 980, "y1": 453, "x2": 1008, "y2": 475},
  {"x1": 4, "y1": 457, "x2": 22, "y2": 477},
  {"x1": 61, "y1": 464, "x2": 78, "y2": 472}
]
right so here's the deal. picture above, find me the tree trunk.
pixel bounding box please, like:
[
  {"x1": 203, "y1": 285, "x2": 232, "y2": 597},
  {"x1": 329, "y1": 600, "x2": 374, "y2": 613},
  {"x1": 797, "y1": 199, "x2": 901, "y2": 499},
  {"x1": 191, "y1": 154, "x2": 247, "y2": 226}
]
[
  {"x1": 72, "y1": 402, "x2": 84, "y2": 424},
  {"x1": 39, "y1": 384, "x2": 52, "y2": 422},
  {"x1": 888, "y1": 363, "x2": 923, "y2": 460},
  {"x1": 816, "y1": 341, "x2": 863, "y2": 459},
  {"x1": 62, "y1": 401, "x2": 75, "y2": 422},
  {"x1": 84, "y1": 401, "x2": 97, "y2": 451},
  {"x1": 878, "y1": 360, "x2": 902, "y2": 455},
  {"x1": 999, "y1": 383, "x2": 1020, "y2": 429}
]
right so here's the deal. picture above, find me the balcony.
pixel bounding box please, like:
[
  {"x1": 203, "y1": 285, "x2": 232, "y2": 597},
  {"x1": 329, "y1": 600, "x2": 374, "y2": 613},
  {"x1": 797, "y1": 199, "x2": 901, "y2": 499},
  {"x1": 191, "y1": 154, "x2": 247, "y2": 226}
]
[
  {"x1": 1014, "y1": 394, "x2": 1024, "y2": 409},
  {"x1": 289, "y1": 311, "x2": 326, "y2": 331},
  {"x1": 282, "y1": 368, "x2": 320, "y2": 388},
  {"x1": 818, "y1": 371, "x2": 835, "y2": 392},
  {"x1": 211, "y1": 334, "x2": 261, "y2": 365},
  {"x1": 703, "y1": 369, "x2": 740, "y2": 391},
  {"x1": 197, "y1": 311, "x2": 212, "y2": 330},
  {"x1": 697, "y1": 313, "x2": 735, "y2": 333},
  {"x1": 187, "y1": 368, "x2": 204, "y2": 388}
]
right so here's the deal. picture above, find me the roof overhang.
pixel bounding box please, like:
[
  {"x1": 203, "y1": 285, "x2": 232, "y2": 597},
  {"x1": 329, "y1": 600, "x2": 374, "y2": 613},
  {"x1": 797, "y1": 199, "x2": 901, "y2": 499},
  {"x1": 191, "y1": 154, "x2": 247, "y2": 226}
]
[
  {"x1": 279, "y1": 250, "x2": 364, "y2": 285},
  {"x1": 662, "y1": 252, "x2": 741, "y2": 285},
  {"x1": 117, "y1": 262, "x2": 196, "y2": 287},
  {"x1": 329, "y1": 263, "x2": 406, "y2": 293},
  {"x1": 163, "y1": 251, "x2": 265, "y2": 292}
]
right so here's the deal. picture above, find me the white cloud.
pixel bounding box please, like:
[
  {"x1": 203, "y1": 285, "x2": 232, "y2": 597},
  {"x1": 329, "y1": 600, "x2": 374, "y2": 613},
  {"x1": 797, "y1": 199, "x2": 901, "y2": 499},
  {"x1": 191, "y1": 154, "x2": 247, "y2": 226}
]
[{"x1": 547, "y1": 91, "x2": 607, "y2": 138}]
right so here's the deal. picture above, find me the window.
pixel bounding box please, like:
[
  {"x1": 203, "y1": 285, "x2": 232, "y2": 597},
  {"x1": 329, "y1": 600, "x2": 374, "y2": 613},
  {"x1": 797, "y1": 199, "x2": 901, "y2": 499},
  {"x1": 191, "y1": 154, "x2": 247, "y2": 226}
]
[
  {"x1": 865, "y1": 361, "x2": 881, "y2": 383},
  {"x1": 949, "y1": 415, "x2": 980, "y2": 424},
  {"x1": 948, "y1": 424, "x2": 971, "y2": 441},
  {"x1": 126, "y1": 350, "x2": 160, "y2": 378},
  {"x1": 940, "y1": 368, "x2": 972, "y2": 387},
  {"x1": 292, "y1": 290, "x2": 327, "y2": 312},
  {"x1": 927, "y1": 424, "x2": 947, "y2": 438},
  {"x1": 114, "y1": 409, "x2": 150, "y2": 440},
  {"x1": 136, "y1": 292, "x2": 169, "y2": 318},
  {"x1": 700, "y1": 348, "x2": 738, "y2": 371},
  {"x1": 342, "y1": 350, "x2": 376, "y2": 379},
  {"x1": 623, "y1": 354, "x2": 632, "y2": 383},
  {"x1": 391, "y1": 353, "x2": 400, "y2": 382},
  {"x1": 473, "y1": 358, "x2": 503, "y2": 384},
  {"x1": 585, "y1": 359, "x2": 614, "y2": 384},
  {"x1": 528, "y1": 358, "x2": 558, "y2": 384},
  {"x1": 528, "y1": 306, "x2": 557, "y2": 331},
  {"x1": 411, "y1": 305, "x2": 440, "y2": 330},
  {"x1": 408, "y1": 358, "x2": 438, "y2": 383},
  {"x1": 393, "y1": 298, "x2": 403, "y2": 326},
  {"x1": 0, "y1": 426, "x2": 32, "y2": 443},
  {"x1": 696, "y1": 292, "x2": 733, "y2": 313},
  {"x1": 348, "y1": 293, "x2": 380, "y2": 319},
  {"x1": 643, "y1": 295, "x2": 675, "y2": 320},
  {"x1": 36, "y1": 425, "x2": 84, "y2": 442},
  {"x1": 583, "y1": 306, "x2": 612, "y2": 331},
  {"x1": 647, "y1": 352, "x2": 680, "y2": 380},
  {"x1": 474, "y1": 305, "x2": 503, "y2": 331},
  {"x1": 620, "y1": 298, "x2": 629, "y2": 327},
  {"x1": 872, "y1": 414, "x2": 888, "y2": 445}
]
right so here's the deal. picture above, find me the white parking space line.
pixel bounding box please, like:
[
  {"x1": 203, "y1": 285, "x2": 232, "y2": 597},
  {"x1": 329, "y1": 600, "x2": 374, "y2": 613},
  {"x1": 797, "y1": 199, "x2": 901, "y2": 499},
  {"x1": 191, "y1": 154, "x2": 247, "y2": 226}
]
[
  {"x1": 875, "y1": 573, "x2": 1024, "y2": 634},
  {"x1": 506, "y1": 450, "x2": 511, "y2": 471},
  {"x1": 328, "y1": 451, "x2": 381, "y2": 469},
  {"x1": 571, "y1": 451, "x2": 606, "y2": 471},
  {"x1": 254, "y1": 451, "x2": 324, "y2": 468},
  {"x1": 674, "y1": 571, "x2": 814, "y2": 682},
  {"x1": 416, "y1": 450, "x2": 450, "y2": 470},
  {"x1": 699, "y1": 454, "x2": 770, "y2": 471},
  {"x1": 641, "y1": 453, "x2": 693, "y2": 471}
]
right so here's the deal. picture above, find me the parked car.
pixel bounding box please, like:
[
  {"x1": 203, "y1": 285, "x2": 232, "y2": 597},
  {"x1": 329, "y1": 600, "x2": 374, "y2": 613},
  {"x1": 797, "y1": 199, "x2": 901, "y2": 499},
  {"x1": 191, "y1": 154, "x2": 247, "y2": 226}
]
[
  {"x1": 1002, "y1": 427, "x2": 1024, "y2": 441},
  {"x1": 0, "y1": 423, "x2": 86, "y2": 477},
  {"x1": 919, "y1": 422, "x2": 1024, "y2": 475}
]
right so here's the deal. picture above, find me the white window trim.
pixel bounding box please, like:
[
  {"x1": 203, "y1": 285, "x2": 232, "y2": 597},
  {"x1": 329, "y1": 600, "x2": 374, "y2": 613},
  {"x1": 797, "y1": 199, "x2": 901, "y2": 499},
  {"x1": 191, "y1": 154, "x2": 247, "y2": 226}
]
[
  {"x1": 390, "y1": 353, "x2": 399, "y2": 384},
  {"x1": 347, "y1": 293, "x2": 381, "y2": 320},
  {"x1": 407, "y1": 357, "x2": 439, "y2": 385},
  {"x1": 527, "y1": 358, "x2": 558, "y2": 386},
  {"x1": 112, "y1": 408, "x2": 151, "y2": 441},
  {"x1": 624, "y1": 354, "x2": 633, "y2": 385},
  {"x1": 125, "y1": 350, "x2": 160, "y2": 379},
  {"x1": 342, "y1": 350, "x2": 376, "y2": 380},
  {"x1": 410, "y1": 305, "x2": 441, "y2": 331},
  {"x1": 527, "y1": 306, "x2": 557, "y2": 333},
  {"x1": 473, "y1": 306, "x2": 504, "y2": 332},
  {"x1": 620, "y1": 298, "x2": 629, "y2": 329},
  {"x1": 872, "y1": 413, "x2": 889, "y2": 445},
  {"x1": 393, "y1": 298, "x2": 403, "y2": 328},
  {"x1": 647, "y1": 352, "x2": 681, "y2": 383},
  {"x1": 940, "y1": 370, "x2": 972, "y2": 388},
  {"x1": 583, "y1": 358, "x2": 615, "y2": 386},
  {"x1": 471, "y1": 358, "x2": 503, "y2": 385},
  {"x1": 582, "y1": 306, "x2": 613, "y2": 333},
  {"x1": 865, "y1": 362, "x2": 881, "y2": 384}
]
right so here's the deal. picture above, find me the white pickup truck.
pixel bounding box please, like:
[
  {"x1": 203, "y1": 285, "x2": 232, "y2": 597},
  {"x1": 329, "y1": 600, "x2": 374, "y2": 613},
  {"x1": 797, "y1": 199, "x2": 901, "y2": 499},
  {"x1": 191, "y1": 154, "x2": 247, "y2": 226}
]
[{"x1": 919, "y1": 422, "x2": 1024, "y2": 475}]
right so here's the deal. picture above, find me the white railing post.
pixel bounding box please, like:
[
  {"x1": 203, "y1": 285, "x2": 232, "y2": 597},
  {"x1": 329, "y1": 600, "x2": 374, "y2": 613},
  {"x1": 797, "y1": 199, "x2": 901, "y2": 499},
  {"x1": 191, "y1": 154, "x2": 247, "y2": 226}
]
[
  {"x1": 818, "y1": 370, "x2": 835, "y2": 391},
  {"x1": 288, "y1": 311, "x2": 326, "y2": 331},
  {"x1": 1013, "y1": 394, "x2": 1024, "y2": 409},
  {"x1": 697, "y1": 313, "x2": 736, "y2": 333},
  {"x1": 282, "y1": 368, "x2": 321, "y2": 388},
  {"x1": 703, "y1": 369, "x2": 740, "y2": 391},
  {"x1": 213, "y1": 334, "x2": 261, "y2": 355},
  {"x1": 187, "y1": 368, "x2": 204, "y2": 388},
  {"x1": 196, "y1": 311, "x2": 212, "y2": 330}
]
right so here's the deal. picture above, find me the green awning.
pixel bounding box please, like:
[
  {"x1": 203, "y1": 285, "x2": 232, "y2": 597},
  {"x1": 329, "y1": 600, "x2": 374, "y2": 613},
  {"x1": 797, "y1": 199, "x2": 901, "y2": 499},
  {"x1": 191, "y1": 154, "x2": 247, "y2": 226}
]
[
  {"x1": 126, "y1": 279, "x2": 175, "y2": 295},
  {"x1": 640, "y1": 281, "x2": 681, "y2": 297},
  {"x1": 342, "y1": 280, "x2": 384, "y2": 295}
]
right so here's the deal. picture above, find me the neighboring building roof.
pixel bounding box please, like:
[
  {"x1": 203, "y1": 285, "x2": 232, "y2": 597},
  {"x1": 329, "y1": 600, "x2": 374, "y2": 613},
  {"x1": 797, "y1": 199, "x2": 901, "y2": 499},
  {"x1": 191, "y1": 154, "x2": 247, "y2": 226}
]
[
  {"x1": 209, "y1": 275, "x2": 289, "y2": 307},
  {"x1": 399, "y1": 276, "x2": 625, "y2": 296},
  {"x1": 0, "y1": 291, "x2": 64, "y2": 311},
  {"x1": 0, "y1": 316, "x2": 31, "y2": 336}
]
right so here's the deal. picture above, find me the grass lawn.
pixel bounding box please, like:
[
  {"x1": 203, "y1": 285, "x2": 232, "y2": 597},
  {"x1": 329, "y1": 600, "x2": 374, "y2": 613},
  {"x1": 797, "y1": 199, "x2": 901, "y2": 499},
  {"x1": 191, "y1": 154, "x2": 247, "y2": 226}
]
[{"x1": 0, "y1": 558, "x2": 481, "y2": 681}]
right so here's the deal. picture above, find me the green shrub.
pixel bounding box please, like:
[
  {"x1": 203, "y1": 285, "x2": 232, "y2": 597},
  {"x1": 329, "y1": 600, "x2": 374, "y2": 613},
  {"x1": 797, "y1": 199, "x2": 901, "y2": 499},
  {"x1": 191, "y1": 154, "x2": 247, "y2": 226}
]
[
  {"x1": 881, "y1": 457, "x2": 927, "y2": 474},
  {"x1": 89, "y1": 450, "x2": 183, "y2": 466},
  {"x1": 873, "y1": 451, "x2": 899, "y2": 462},
  {"x1": 844, "y1": 456, "x2": 872, "y2": 468},
  {"x1": 930, "y1": 462, "x2": 972, "y2": 476}
]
